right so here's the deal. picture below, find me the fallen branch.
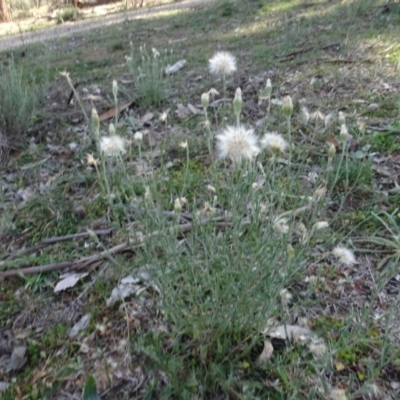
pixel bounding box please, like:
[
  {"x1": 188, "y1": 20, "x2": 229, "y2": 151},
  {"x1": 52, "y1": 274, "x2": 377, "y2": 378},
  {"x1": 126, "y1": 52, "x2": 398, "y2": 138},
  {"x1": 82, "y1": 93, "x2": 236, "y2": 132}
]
[
  {"x1": 1, "y1": 228, "x2": 115, "y2": 261},
  {"x1": 279, "y1": 43, "x2": 340, "y2": 61},
  {"x1": 0, "y1": 219, "x2": 233, "y2": 278}
]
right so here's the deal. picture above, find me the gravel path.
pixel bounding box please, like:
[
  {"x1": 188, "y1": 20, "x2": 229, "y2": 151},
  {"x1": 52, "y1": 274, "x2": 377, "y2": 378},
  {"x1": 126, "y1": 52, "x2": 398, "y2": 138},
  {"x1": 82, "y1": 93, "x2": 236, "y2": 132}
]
[{"x1": 0, "y1": 0, "x2": 216, "y2": 52}]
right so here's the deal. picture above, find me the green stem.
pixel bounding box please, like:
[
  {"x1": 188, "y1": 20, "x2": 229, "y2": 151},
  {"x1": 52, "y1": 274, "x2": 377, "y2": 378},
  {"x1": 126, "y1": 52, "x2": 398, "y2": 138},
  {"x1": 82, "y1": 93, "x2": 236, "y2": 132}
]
[{"x1": 287, "y1": 117, "x2": 292, "y2": 168}]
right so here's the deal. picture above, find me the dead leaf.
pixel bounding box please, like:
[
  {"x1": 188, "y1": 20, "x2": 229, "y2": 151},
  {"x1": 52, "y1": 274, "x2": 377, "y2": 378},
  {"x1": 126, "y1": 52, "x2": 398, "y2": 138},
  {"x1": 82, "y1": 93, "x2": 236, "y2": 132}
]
[
  {"x1": 140, "y1": 112, "x2": 154, "y2": 124},
  {"x1": 165, "y1": 59, "x2": 187, "y2": 75},
  {"x1": 99, "y1": 100, "x2": 134, "y2": 121},
  {"x1": 54, "y1": 272, "x2": 89, "y2": 293},
  {"x1": 257, "y1": 340, "x2": 274, "y2": 364},
  {"x1": 106, "y1": 276, "x2": 141, "y2": 307},
  {"x1": 10, "y1": 346, "x2": 27, "y2": 371},
  {"x1": 267, "y1": 324, "x2": 313, "y2": 343},
  {"x1": 175, "y1": 104, "x2": 191, "y2": 120},
  {"x1": 187, "y1": 103, "x2": 202, "y2": 115},
  {"x1": 69, "y1": 314, "x2": 91, "y2": 339}
]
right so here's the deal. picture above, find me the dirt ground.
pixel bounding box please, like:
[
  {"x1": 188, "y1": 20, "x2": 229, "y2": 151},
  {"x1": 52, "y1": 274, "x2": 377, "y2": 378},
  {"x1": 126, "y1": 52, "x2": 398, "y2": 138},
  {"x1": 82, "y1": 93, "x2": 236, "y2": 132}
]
[{"x1": 0, "y1": 0, "x2": 216, "y2": 52}]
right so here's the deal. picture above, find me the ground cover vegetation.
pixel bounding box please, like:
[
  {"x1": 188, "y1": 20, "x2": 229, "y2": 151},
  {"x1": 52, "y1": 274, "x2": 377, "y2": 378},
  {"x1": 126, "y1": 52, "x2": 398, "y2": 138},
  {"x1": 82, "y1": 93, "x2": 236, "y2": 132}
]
[{"x1": 2, "y1": 0, "x2": 400, "y2": 398}]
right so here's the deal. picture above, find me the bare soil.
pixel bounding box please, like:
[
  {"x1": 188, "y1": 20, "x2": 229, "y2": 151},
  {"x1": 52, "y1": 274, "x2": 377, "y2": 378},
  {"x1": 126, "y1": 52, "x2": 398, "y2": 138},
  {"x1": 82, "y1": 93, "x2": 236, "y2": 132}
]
[{"x1": 0, "y1": 0, "x2": 216, "y2": 52}]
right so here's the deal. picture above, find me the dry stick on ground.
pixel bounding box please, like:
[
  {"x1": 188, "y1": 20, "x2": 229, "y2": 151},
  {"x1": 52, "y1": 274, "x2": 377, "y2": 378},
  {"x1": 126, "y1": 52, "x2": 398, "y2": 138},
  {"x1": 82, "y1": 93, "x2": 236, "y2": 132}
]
[
  {"x1": 278, "y1": 42, "x2": 340, "y2": 61},
  {"x1": 1, "y1": 228, "x2": 115, "y2": 261},
  {"x1": 0, "y1": 218, "x2": 234, "y2": 278}
]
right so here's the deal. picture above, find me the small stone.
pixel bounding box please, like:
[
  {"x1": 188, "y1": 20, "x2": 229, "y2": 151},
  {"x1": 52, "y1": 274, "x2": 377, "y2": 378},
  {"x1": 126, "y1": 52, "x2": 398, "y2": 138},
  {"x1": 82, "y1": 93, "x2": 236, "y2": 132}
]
[
  {"x1": 10, "y1": 346, "x2": 27, "y2": 371},
  {"x1": 366, "y1": 103, "x2": 379, "y2": 112}
]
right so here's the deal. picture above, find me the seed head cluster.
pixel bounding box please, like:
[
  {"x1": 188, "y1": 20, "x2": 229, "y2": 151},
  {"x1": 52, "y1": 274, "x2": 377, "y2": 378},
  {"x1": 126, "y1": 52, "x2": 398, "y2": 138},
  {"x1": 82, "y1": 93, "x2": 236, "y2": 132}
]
[
  {"x1": 332, "y1": 245, "x2": 356, "y2": 266},
  {"x1": 260, "y1": 132, "x2": 288, "y2": 155},
  {"x1": 208, "y1": 51, "x2": 237, "y2": 78},
  {"x1": 216, "y1": 125, "x2": 259, "y2": 163},
  {"x1": 100, "y1": 135, "x2": 126, "y2": 156}
]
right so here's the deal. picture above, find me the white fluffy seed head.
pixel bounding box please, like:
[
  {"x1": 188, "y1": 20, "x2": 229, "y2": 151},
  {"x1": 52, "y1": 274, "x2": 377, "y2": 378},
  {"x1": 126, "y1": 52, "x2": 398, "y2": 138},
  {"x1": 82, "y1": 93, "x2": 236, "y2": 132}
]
[
  {"x1": 332, "y1": 245, "x2": 357, "y2": 266},
  {"x1": 260, "y1": 132, "x2": 289, "y2": 155},
  {"x1": 208, "y1": 51, "x2": 237, "y2": 77},
  {"x1": 216, "y1": 125, "x2": 260, "y2": 163},
  {"x1": 99, "y1": 135, "x2": 126, "y2": 156}
]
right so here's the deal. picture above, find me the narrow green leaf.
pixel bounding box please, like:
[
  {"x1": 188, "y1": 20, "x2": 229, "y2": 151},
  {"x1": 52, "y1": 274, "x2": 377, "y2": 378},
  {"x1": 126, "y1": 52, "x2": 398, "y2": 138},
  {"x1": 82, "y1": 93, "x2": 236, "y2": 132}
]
[{"x1": 83, "y1": 376, "x2": 100, "y2": 400}]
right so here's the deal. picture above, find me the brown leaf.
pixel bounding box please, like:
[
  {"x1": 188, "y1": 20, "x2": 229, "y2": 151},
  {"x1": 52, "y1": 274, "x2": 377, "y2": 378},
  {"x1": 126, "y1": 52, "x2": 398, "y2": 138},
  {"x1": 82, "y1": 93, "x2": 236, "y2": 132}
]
[
  {"x1": 325, "y1": 135, "x2": 340, "y2": 148},
  {"x1": 99, "y1": 100, "x2": 134, "y2": 122}
]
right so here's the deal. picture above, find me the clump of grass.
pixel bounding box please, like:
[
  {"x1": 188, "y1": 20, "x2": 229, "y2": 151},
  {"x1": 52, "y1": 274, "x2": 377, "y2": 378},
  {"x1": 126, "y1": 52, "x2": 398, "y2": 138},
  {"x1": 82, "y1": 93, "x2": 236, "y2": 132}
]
[
  {"x1": 0, "y1": 60, "x2": 40, "y2": 141},
  {"x1": 126, "y1": 43, "x2": 171, "y2": 107},
  {"x1": 57, "y1": 7, "x2": 80, "y2": 24}
]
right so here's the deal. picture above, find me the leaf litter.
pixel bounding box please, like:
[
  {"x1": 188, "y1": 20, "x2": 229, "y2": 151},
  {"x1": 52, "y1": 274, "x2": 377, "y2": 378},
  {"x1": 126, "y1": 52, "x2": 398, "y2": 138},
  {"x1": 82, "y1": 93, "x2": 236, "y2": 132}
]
[{"x1": 2, "y1": 1, "x2": 400, "y2": 398}]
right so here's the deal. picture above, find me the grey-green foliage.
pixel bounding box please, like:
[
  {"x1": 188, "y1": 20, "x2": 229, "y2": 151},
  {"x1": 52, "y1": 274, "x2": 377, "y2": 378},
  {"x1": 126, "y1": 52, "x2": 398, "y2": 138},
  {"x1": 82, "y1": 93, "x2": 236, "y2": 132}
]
[
  {"x1": 57, "y1": 7, "x2": 80, "y2": 24},
  {"x1": 0, "y1": 60, "x2": 40, "y2": 140},
  {"x1": 126, "y1": 44, "x2": 171, "y2": 107}
]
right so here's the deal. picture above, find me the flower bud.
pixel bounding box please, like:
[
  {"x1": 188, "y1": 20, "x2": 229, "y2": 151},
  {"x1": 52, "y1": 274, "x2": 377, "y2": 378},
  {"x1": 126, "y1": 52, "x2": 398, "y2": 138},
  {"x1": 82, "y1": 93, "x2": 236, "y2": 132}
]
[
  {"x1": 109, "y1": 123, "x2": 116, "y2": 136},
  {"x1": 174, "y1": 198, "x2": 182, "y2": 213},
  {"x1": 112, "y1": 80, "x2": 118, "y2": 99},
  {"x1": 327, "y1": 143, "x2": 336, "y2": 158},
  {"x1": 134, "y1": 131, "x2": 143, "y2": 143},
  {"x1": 282, "y1": 96, "x2": 293, "y2": 118},
  {"x1": 201, "y1": 92, "x2": 210, "y2": 110},
  {"x1": 324, "y1": 112, "x2": 335, "y2": 130},
  {"x1": 258, "y1": 79, "x2": 272, "y2": 103},
  {"x1": 339, "y1": 124, "x2": 348, "y2": 143},
  {"x1": 287, "y1": 244, "x2": 295, "y2": 260},
  {"x1": 338, "y1": 111, "x2": 346, "y2": 126},
  {"x1": 265, "y1": 78, "x2": 272, "y2": 97},
  {"x1": 144, "y1": 186, "x2": 151, "y2": 202},
  {"x1": 299, "y1": 106, "x2": 309, "y2": 125},
  {"x1": 91, "y1": 108, "x2": 100, "y2": 137},
  {"x1": 233, "y1": 87, "x2": 243, "y2": 117},
  {"x1": 174, "y1": 197, "x2": 186, "y2": 213}
]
